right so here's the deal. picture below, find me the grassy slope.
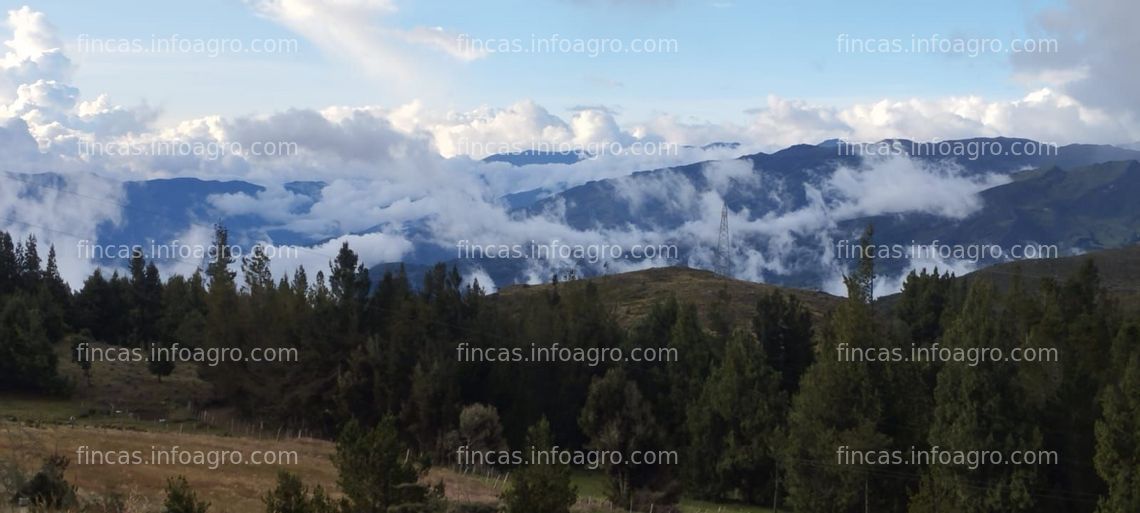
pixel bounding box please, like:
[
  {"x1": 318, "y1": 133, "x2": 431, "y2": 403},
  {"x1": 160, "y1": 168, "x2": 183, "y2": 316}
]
[
  {"x1": 965, "y1": 244, "x2": 1140, "y2": 309},
  {"x1": 0, "y1": 418, "x2": 769, "y2": 513},
  {"x1": 494, "y1": 266, "x2": 841, "y2": 330},
  {"x1": 3, "y1": 334, "x2": 777, "y2": 513}
]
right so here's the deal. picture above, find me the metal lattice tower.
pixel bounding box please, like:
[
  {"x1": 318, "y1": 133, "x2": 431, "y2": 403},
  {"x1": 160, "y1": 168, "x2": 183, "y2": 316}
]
[{"x1": 715, "y1": 202, "x2": 731, "y2": 277}]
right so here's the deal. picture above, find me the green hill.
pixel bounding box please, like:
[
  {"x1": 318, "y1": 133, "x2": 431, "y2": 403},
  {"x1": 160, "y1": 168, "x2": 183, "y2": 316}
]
[{"x1": 493, "y1": 266, "x2": 842, "y2": 330}]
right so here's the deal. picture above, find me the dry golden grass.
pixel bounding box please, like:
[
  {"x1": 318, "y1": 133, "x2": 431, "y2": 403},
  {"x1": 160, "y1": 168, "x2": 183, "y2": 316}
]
[
  {"x1": 0, "y1": 344, "x2": 513, "y2": 513},
  {"x1": 0, "y1": 421, "x2": 335, "y2": 513},
  {"x1": 58, "y1": 341, "x2": 215, "y2": 421},
  {"x1": 0, "y1": 421, "x2": 522, "y2": 513}
]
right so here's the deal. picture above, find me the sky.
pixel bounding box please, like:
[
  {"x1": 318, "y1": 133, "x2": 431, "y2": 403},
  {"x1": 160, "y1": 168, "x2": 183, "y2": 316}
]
[
  {"x1": 12, "y1": 0, "x2": 1136, "y2": 143},
  {"x1": 1, "y1": 0, "x2": 1138, "y2": 293},
  {"x1": 36, "y1": 0, "x2": 1052, "y2": 122}
]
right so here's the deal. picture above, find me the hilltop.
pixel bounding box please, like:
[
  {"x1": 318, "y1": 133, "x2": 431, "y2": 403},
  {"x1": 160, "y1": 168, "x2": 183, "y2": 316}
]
[
  {"x1": 966, "y1": 244, "x2": 1140, "y2": 309},
  {"x1": 493, "y1": 266, "x2": 841, "y2": 330}
]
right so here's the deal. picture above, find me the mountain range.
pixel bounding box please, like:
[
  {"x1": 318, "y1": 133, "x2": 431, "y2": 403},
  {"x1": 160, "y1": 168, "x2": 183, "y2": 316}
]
[{"x1": 9, "y1": 137, "x2": 1140, "y2": 293}]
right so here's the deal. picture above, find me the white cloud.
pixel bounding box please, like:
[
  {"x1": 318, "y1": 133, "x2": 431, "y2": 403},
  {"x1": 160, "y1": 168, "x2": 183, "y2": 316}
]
[
  {"x1": 0, "y1": 171, "x2": 125, "y2": 286},
  {"x1": 1, "y1": 6, "x2": 72, "y2": 101},
  {"x1": 823, "y1": 156, "x2": 1008, "y2": 220},
  {"x1": 1, "y1": 4, "x2": 1138, "y2": 295},
  {"x1": 1012, "y1": 0, "x2": 1140, "y2": 130},
  {"x1": 740, "y1": 90, "x2": 1139, "y2": 148},
  {"x1": 248, "y1": 0, "x2": 483, "y2": 86}
]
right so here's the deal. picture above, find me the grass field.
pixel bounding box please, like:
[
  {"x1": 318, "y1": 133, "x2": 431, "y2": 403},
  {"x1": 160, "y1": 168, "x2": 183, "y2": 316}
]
[
  {"x1": 0, "y1": 345, "x2": 774, "y2": 513},
  {"x1": 0, "y1": 420, "x2": 771, "y2": 513}
]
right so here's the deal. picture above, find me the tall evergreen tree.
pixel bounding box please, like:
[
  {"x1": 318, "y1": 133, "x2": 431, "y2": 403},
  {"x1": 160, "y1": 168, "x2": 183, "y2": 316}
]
[
  {"x1": 128, "y1": 249, "x2": 163, "y2": 346},
  {"x1": 202, "y1": 224, "x2": 247, "y2": 408},
  {"x1": 43, "y1": 245, "x2": 69, "y2": 302},
  {"x1": 895, "y1": 267, "x2": 955, "y2": 344},
  {"x1": 329, "y1": 242, "x2": 370, "y2": 307},
  {"x1": 783, "y1": 222, "x2": 900, "y2": 513},
  {"x1": 753, "y1": 290, "x2": 814, "y2": 395},
  {"x1": 205, "y1": 224, "x2": 236, "y2": 288},
  {"x1": 332, "y1": 417, "x2": 427, "y2": 513},
  {"x1": 0, "y1": 295, "x2": 62, "y2": 393},
  {"x1": 686, "y1": 329, "x2": 786, "y2": 504},
  {"x1": 845, "y1": 225, "x2": 875, "y2": 303},
  {"x1": 18, "y1": 234, "x2": 42, "y2": 289},
  {"x1": 242, "y1": 243, "x2": 274, "y2": 294},
  {"x1": 1093, "y1": 324, "x2": 1140, "y2": 513},
  {"x1": 501, "y1": 417, "x2": 577, "y2": 513},
  {"x1": 579, "y1": 368, "x2": 678, "y2": 511},
  {"x1": 910, "y1": 281, "x2": 1045, "y2": 513},
  {"x1": 0, "y1": 231, "x2": 18, "y2": 294}
]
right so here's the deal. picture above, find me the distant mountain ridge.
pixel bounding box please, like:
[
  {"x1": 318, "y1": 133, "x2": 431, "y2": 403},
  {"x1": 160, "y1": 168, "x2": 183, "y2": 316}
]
[
  {"x1": 482, "y1": 150, "x2": 586, "y2": 166},
  {"x1": 8, "y1": 137, "x2": 1140, "y2": 292}
]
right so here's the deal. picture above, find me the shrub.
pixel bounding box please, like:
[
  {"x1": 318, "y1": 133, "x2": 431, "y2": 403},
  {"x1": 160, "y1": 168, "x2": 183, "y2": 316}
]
[
  {"x1": 12, "y1": 455, "x2": 76, "y2": 510},
  {"x1": 263, "y1": 471, "x2": 340, "y2": 513},
  {"x1": 162, "y1": 476, "x2": 209, "y2": 513}
]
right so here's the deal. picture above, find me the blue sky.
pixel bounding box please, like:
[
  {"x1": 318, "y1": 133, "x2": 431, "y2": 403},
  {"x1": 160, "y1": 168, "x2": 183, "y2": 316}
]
[
  {"x1": 27, "y1": 0, "x2": 1062, "y2": 124},
  {"x1": 1, "y1": 0, "x2": 1137, "y2": 290}
]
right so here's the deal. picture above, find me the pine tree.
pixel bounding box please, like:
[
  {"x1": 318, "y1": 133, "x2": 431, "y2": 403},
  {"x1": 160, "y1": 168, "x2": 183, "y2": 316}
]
[
  {"x1": 844, "y1": 225, "x2": 875, "y2": 303},
  {"x1": 1094, "y1": 330, "x2": 1140, "y2": 510},
  {"x1": 401, "y1": 359, "x2": 460, "y2": 456},
  {"x1": 332, "y1": 417, "x2": 426, "y2": 513},
  {"x1": 1094, "y1": 324, "x2": 1140, "y2": 513},
  {"x1": 753, "y1": 290, "x2": 814, "y2": 395},
  {"x1": 910, "y1": 281, "x2": 1044, "y2": 513},
  {"x1": 18, "y1": 234, "x2": 42, "y2": 289},
  {"x1": 686, "y1": 329, "x2": 786, "y2": 504},
  {"x1": 43, "y1": 245, "x2": 70, "y2": 303},
  {"x1": 163, "y1": 476, "x2": 210, "y2": 513},
  {"x1": 129, "y1": 249, "x2": 163, "y2": 346},
  {"x1": 662, "y1": 303, "x2": 719, "y2": 445},
  {"x1": 0, "y1": 295, "x2": 62, "y2": 393},
  {"x1": 329, "y1": 242, "x2": 370, "y2": 306},
  {"x1": 263, "y1": 471, "x2": 340, "y2": 513},
  {"x1": 292, "y1": 266, "x2": 309, "y2": 297},
  {"x1": 895, "y1": 267, "x2": 955, "y2": 344},
  {"x1": 73, "y1": 269, "x2": 111, "y2": 341},
  {"x1": 202, "y1": 224, "x2": 246, "y2": 407},
  {"x1": 0, "y1": 231, "x2": 18, "y2": 295},
  {"x1": 242, "y1": 244, "x2": 274, "y2": 294},
  {"x1": 148, "y1": 340, "x2": 176, "y2": 382},
  {"x1": 579, "y1": 368, "x2": 678, "y2": 510},
  {"x1": 501, "y1": 417, "x2": 577, "y2": 513},
  {"x1": 782, "y1": 222, "x2": 896, "y2": 513},
  {"x1": 205, "y1": 224, "x2": 236, "y2": 288}
]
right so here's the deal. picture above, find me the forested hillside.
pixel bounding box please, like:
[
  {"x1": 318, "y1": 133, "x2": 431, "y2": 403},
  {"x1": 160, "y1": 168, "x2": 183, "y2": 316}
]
[{"x1": 2, "y1": 226, "x2": 1138, "y2": 512}]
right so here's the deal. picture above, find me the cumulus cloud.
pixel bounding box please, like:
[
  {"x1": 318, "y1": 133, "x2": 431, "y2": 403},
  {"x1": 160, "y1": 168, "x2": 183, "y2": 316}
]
[
  {"x1": 0, "y1": 7, "x2": 155, "y2": 162},
  {"x1": 740, "y1": 90, "x2": 1139, "y2": 148},
  {"x1": 1012, "y1": 0, "x2": 1140, "y2": 130},
  {"x1": 1, "y1": 6, "x2": 72, "y2": 100}
]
